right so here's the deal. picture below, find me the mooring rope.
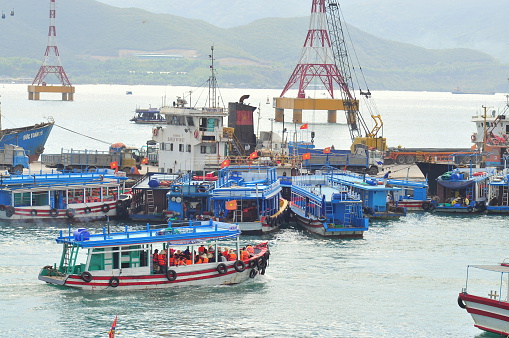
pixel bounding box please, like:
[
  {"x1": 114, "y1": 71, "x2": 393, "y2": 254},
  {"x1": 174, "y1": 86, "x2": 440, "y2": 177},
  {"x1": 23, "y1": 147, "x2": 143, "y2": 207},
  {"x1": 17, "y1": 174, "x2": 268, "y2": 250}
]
[{"x1": 54, "y1": 123, "x2": 112, "y2": 145}]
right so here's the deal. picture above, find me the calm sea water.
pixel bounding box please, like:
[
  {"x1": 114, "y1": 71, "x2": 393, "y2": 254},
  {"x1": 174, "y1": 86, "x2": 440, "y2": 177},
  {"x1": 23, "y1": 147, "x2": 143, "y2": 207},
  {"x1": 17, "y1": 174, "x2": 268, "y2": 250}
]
[{"x1": 0, "y1": 84, "x2": 507, "y2": 337}]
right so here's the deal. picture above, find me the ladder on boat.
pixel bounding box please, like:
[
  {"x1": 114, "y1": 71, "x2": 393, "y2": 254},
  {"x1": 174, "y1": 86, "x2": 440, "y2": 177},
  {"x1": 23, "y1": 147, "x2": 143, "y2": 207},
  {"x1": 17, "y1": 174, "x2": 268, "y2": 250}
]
[
  {"x1": 343, "y1": 204, "x2": 353, "y2": 226},
  {"x1": 146, "y1": 190, "x2": 155, "y2": 213},
  {"x1": 503, "y1": 186, "x2": 509, "y2": 206},
  {"x1": 324, "y1": 202, "x2": 333, "y2": 222},
  {"x1": 233, "y1": 209, "x2": 243, "y2": 222}
]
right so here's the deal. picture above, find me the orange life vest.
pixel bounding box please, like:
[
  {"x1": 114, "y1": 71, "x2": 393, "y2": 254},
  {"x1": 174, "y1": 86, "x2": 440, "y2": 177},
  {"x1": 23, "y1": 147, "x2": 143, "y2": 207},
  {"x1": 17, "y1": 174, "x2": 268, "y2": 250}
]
[
  {"x1": 157, "y1": 253, "x2": 167, "y2": 266},
  {"x1": 241, "y1": 250, "x2": 249, "y2": 261},
  {"x1": 228, "y1": 252, "x2": 237, "y2": 261}
]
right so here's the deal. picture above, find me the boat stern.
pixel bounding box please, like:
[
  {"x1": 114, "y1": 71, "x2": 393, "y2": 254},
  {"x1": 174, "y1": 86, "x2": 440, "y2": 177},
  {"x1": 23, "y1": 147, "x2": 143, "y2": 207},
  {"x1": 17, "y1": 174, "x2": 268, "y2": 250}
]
[{"x1": 38, "y1": 265, "x2": 67, "y2": 286}]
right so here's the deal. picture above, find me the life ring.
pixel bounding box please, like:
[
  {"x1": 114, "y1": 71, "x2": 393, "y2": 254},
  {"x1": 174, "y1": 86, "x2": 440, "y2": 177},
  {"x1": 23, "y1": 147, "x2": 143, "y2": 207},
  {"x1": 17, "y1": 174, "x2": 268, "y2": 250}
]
[
  {"x1": 467, "y1": 206, "x2": 474, "y2": 213},
  {"x1": 172, "y1": 186, "x2": 181, "y2": 193},
  {"x1": 249, "y1": 269, "x2": 257, "y2": 279},
  {"x1": 256, "y1": 257, "x2": 266, "y2": 270},
  {"x1": 84, "y1": 207, "x2": 91, "y2": 214},
  {"x1": 50, "y1": 208, "x2": 59, "y2": 218},
  {"x1": 152, "y1": 128, "x2": 158, "y2": 136},
  {"x1": 66, "y1": 209, "x2": 75, "y2": 218},
  {"x1": 318, "y1": 216, "x2": 326, "y2": 222},
  {"x1": 166, "y1": 270, "x2": 177, "y2": 281},
  {"x1": 422, "y1": 202, "x2": 430, "y2": 211},
  {"x1": 115, "y1": 200, "x2": 124, "y2": 209},
  {"x1": 197, "y1": 185, "x2": 207, "y2": 193},
  {"x1": 233, "y1": 260, "x2": 246, "y2": 272},
  {"x1": 101, "y1": 204, "x2": 110, "y2": 213},
  {"x1": 5, "y1": 205, "x2": 15, "y2": 217},
  {"x1": 457, "y1": 295, "x2": 466, "y2": 309},
  {"x1": 0, "y1": 204, "x2": 5, "y2": 211},
  {"x1": 81, "y1": 271, "x2": 93, "y2": 283},
  {"x1": 216, "y1": 263, "x2": 228, "y2": 274},
  {"x1": 30, "y1": 209, "x2": 38, "y2": 216},
  {"x1": 194, "y1": 130, "x2": 199, "y2": 138},
  {"x1": 109, "y1": 276, "x2": 120, "y2": 287},
  {"x1": 471, "y1": 134, "x2": 476, "y2": 142}
]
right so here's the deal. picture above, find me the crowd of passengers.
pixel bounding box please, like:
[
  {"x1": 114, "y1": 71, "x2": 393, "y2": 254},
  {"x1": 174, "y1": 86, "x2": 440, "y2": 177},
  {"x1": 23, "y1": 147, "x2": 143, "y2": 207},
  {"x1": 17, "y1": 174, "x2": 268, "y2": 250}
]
[{"x1": 153, "y1": 244, "x2": 255, "y2": 273}]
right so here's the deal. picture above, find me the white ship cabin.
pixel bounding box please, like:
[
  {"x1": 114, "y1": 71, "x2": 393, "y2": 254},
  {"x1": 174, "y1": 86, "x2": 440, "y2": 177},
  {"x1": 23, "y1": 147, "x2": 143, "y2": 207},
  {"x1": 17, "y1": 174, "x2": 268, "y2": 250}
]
[
  {"x1": 471, "y1": 106, "x2": 509, "y2": 147},
  {"x1": 152, "y1": 101, "x2": 229, "y2": 174}
]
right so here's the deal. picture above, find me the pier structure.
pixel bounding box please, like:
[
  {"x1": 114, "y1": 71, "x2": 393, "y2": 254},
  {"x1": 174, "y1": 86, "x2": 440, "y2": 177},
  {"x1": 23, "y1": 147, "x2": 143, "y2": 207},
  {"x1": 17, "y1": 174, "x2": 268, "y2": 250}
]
[
  {"x1": 29, "y1": 0, "x2": 74, "y2": 101},
  {"x1": 275, "y1": 0, "x2": 360, "y2": 131}
]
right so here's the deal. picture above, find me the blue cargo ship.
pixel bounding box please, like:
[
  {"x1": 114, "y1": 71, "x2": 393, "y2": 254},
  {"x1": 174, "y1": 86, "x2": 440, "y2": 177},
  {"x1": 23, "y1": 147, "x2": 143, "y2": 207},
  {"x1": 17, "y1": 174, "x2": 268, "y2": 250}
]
[{"x1": 0, "y1": 120, "x2": 54, "y2": 162}]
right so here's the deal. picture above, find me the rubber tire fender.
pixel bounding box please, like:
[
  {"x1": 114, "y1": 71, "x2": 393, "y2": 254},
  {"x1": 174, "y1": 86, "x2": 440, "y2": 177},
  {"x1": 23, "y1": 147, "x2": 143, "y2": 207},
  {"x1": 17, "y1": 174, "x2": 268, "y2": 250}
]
[
  {"x1": 421, "y1": 202, "x2": 430, "y2": 211},
  {"x1": 5, "y1": 205, "x2": 15, "y2": 218},
  {"x1": 216, "y1": 263, "x2": 228, "y2": 274},
  {"x1": 248, "y1": 260, "x2": 256, "y2": 269},
  {"x1": 84, "y1": 207, "x2": 92, "y2": 214},
  {"x1": 101, "y1": 204, "x2": 110, "y2": 213},
  {"x1": 115, "y1": 200, "x2": 124, "y2": 209},
  {"x1": 166, "y1": 270, "x2": 177, "y2": 281},
  {"x1": 66, "y1": 209, "x2": 75, "y2": 218},
  {"x1": 249, "y1": 269, "x2": 257, "y2": 279},
  {"x1": 458, "y1": 295, "x2": 466, "y2": 309},
  {"x1": 50, "y1": 208, "x2": 58, "y2": 218},
  {"x1": 81, "y1": 271, "x2": 93, "y2": 283},
  {"x1": 30, "y1": 209, "x2": 38, "y2": 216},
  {"x1": 0, "y1": 204, "x2": 5, "y2": 211},
  {"x1": 109, "y1": 276, "x2": 120, "y2": 287},
  {"x1": 467, "y1": 206, "x2": 474, "y2": 213},
  {"x1": 233, "y1": 260, "x2": 246, "y2": 272},
  {"x1": 256, "y1": 256, "x2": 266, "y2": 270}
]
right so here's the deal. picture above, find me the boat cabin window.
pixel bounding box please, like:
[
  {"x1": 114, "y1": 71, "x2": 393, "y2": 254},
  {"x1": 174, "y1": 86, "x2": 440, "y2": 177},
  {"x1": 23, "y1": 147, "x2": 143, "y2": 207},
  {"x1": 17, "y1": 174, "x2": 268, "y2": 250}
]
[
  {"x1": 170, "y1": 115, "x2": 186, "y2": 126},
  {"x1": 89, "y1": 245, "x2": 149, "y2": 271},
  {"x1": 186, "y1": 116, "x2": 194, "y2": 127},
  {"x1": 179, "y1": 144, "x2": 184, "y2": 152},
  {"x1": 161, "y1": 143, "x2": 173, "y2": 151},
  {"x1": 506, "y1": 125, "x2": 509, "y2": 134},
  {"x1": 200, "y1": 118, "x2": 217, "y2": 131},
  {"x1": 186, "y1": 144, "x2": 192, "y2": 152},
  {"x1": 200, "y1": 145, "x2": 217, "y2": 154}
]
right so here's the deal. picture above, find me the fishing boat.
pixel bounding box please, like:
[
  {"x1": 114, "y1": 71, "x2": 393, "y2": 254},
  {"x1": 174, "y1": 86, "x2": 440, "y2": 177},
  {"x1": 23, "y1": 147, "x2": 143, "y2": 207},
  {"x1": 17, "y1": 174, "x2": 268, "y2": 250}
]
[
  {"x1": 0, "y1": 100, "x2": 54, "y2": 162},
  {"x1": 0, "y1": 170, "x2": 129, "y2": 221},
  {"x1": 129, "y1": 106, "x2": 165, "y2": 124},
  {"x1": 128, "y1": 172, "x2": 180, "y2": 221},
  {"x1": 290, "y1": 173, "x2": 369, "y2": 237},
  {"x1": 458, "y1": 259, "x2": 509, "y2": 335},
  {"x1": 385, "y1": 178, "x2": 430, "y2": 211},
  {"x1": 430, "y1": 168, "x2": 493, "y2": 213},
  {"x1": 211, "y1": 165, "x2": 289, "y2": 234},
  {"x1": 38, "y1": 220, "x2": 270, "y2": 290},
  {"x1": 485, "y1": 170, "x2": 509, "y2": 214}
]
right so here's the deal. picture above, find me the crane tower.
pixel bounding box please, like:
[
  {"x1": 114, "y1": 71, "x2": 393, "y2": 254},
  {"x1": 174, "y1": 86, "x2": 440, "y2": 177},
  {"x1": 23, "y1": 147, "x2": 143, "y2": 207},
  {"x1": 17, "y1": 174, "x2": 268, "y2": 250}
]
[{"x1": 28, "y1": 0, "x2": 74, "y2": 101}]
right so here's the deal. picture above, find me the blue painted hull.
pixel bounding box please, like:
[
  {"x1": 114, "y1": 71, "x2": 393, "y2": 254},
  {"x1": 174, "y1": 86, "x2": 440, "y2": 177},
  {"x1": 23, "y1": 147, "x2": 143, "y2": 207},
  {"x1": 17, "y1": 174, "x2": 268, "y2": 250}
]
[{"x1": 0, "y1": 122, "x2": 54, "y2": 162}]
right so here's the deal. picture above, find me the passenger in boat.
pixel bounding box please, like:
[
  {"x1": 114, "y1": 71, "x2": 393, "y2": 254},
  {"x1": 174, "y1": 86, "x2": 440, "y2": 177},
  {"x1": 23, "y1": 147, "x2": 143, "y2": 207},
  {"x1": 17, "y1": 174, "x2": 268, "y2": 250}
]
[
  {"x1": 198, "y1": 245, "x2": 205, "y2": 254},
  {"x1": 158, "y1": 250, "x2": 168, "y2": 273},
  {"x1": 228, "y1": 249, "x2": 237, "y2": 261},
  {"x1": 152, "y1": 249, "x2": 160, "y2": 273},
  {"x1": 201, "y1": 253, "x2": 209, "y2": 263},
  {"x1": 222, "y1": 247, "x2": 230, "y2": 260},
  {"x1": 246, "y1": 245, "x2": 255, "y2": 256},
  {"x1": 240, "y1": 247, "x2": 249, "y2": 261},
  {"x1": 195, "y1": 254, "x2": 203, "y2": 264}
]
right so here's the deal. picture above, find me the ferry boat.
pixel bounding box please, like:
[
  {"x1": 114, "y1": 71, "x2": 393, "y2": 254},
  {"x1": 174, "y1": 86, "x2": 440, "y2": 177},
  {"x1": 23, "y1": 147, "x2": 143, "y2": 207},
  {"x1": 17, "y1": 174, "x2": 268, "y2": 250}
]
[
  {"x1": 430, "y1": 168, "x2": 494, "y2": 213},
  {"x1": 458, "y1": 259, "x2": 509, "y2": 335},
  {"x1": 0, "y1": 170, "x2": 129, "y2": 221},
  {"x1": 290, "y1": 173, "x2": 369, "y2": 237},
  {"x1": 385, "y1": 178, "x2": 429, "y2": 211},
  {"x1": 486, "y1": 170, "x2": 509, "y2": 214},
  {"x1": 38, "y1": 220, "x2": 270, "y2": 290},
  {"x1": 129, "y1": 106, "x2": 165, "y2": 124},
  {"x1": 326, "y1": 170, "x2": 406, "y2": 219},
  {"x1": 211, "y1": 166, "x2": 289, "y2": 234}
]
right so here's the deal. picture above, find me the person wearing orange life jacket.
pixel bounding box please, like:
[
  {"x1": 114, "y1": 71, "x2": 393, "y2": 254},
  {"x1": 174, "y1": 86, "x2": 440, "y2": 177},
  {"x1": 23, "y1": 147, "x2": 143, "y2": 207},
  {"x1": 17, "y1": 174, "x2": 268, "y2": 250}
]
[
  {"x1": 246, "y1": 245, "x2": 255, "y2": 257},
  {"x1": 152, "y1": 249, "x2": 160, "y2": 273},
  {"x1": 195, "y1": 254, "x2": 203, "y2": 264},
  {"x1": 222, "y1": 247, "x2": 230, "y2": 261},
  {"x1": 157, "y1": 250, "x2": 168, "y2": 273},
  {"x1": 201, "y1": 254, "x2": 209, "y2": 263},
  {"x1": 228, "y1": 249, "x2": 237, "y2": 261},
  {"x1": 169, "y1": 253, "x2": 175, "y2": 267},
  {"x1": 240, "y1": 247, "x2": 249, "y2": 261}
]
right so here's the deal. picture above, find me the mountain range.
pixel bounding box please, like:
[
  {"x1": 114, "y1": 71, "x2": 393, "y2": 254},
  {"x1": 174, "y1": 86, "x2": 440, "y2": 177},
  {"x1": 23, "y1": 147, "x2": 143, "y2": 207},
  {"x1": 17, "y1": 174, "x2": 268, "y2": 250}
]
[{"x1": 0, "y1": 0, "x2": 507, "y2": 92}]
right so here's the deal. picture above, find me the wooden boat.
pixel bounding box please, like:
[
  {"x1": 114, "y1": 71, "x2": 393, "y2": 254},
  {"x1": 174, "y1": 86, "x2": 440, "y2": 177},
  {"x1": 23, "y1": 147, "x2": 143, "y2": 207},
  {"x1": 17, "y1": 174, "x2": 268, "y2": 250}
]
[
  {"x1": 38, "y1": 220, "x2": 270, "y2": 290},
  {"x1": 0, "y1": 170, "x2": 129, "y2": 221},
  {"x1": 211, "y1": 165, "x2": 289, "y2": 234},
  {"x1": 385, "y1": 178, "x2": 430, "y2": 211},
  {"x1": 290, "y1": 173, "x2": 369, "y2": 237},
  {"x1": 458, "y1": 259, "x2": 509, "y2": 335}
]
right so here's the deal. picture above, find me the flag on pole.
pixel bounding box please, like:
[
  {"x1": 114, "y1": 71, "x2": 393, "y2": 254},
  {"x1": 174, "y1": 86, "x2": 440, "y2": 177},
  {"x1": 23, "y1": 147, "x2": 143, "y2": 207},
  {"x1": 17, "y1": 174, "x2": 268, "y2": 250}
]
[
  {"x1": 109, "y1": 161, "x2": 118, "y2": 169},
  {"x1": 141, "y1": 157, "x2": 149, "y2": 164},
  {"x1": 300, "y1": 123, "x2": 308, "y2": 130},
  {"x1": 249, "y1": 151, "x2": 259, "y2": 159},
  {"x1": 323, "y1": 147, "x2": 331, "y2": 154},
  {"x1": 302, "y1": 153, "x2": 311, "y2": 160},
  {"x1": 108, "y1": 316, "x2": 117, "y2": 338},
  {"x1": 225, "y1": 200, "x2": 238, "y2": 211},
  {"x1": 220, "y1": 158, "x2": 230, "y2": 168}
]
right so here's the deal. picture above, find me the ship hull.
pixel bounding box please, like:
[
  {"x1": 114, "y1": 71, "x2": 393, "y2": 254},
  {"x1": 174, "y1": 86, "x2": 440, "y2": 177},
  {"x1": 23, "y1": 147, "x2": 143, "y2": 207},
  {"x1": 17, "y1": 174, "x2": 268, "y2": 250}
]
[{"x1": 0, "y1": 122, "x2": 54, "y2": 162}]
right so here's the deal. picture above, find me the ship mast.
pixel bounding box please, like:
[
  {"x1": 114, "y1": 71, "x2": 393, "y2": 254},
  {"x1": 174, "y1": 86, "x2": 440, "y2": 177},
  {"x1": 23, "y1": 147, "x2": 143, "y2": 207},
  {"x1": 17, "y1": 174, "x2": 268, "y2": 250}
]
[{"x1": 208, "y1": 46, "x2": 217, "y2": 108}]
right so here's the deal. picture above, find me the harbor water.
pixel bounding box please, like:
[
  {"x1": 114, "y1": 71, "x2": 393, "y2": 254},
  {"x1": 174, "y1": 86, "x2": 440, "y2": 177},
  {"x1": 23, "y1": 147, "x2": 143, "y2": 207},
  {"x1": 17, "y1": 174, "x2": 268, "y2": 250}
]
[{"x1": 0, "y1": 84, "x2": 508, "y2": 336}]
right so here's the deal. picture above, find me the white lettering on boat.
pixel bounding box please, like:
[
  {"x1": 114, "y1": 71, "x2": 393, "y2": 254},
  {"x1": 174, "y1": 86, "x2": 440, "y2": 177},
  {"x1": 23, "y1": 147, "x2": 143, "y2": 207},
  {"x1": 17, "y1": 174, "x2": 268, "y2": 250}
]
[{"x1": 22, "y1": 131, "x2": 44, "y2": 140}]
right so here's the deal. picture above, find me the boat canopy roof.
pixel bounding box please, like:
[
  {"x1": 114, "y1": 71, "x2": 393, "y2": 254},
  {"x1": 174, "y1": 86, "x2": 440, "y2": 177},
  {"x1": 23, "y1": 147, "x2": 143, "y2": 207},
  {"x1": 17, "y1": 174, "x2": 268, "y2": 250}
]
[
  {"x1": 56, "y1": 220, "x2": 240, "y2": 248},
  {"x1": 469, "y1": 264, "x2": 509, "y2": 273}
]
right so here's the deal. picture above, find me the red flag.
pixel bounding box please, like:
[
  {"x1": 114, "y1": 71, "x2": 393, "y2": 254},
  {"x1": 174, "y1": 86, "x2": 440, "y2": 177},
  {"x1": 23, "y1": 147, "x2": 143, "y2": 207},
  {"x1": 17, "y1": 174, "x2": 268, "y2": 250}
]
[
  {"x1": 300, "y1": 123, "x2": 308, "y2": 130},
  {"x1": 323, "y1": 147, "x2": 331, "y2": 154},
  {"x1": 225, "y1": 200, "x2": 237, "y2": 210},
  {"x1": 249, "y1": 151, "x2": 259, "y2": 159},
  {"x1": 141, "y1": 157, "x2": 148, "y2": 164},
  {"x1": 302, "y1": 153, "x2": 311, "y2": 160},
  {"x1": 108, "y1": 316, "x2": 117, "y2": 338},
  {"x1": 220, "y1": 158, "x2": 230, "y2": 168},
  {"x1": 109, "y1": 161, "x2": 118, "y2": 169}
]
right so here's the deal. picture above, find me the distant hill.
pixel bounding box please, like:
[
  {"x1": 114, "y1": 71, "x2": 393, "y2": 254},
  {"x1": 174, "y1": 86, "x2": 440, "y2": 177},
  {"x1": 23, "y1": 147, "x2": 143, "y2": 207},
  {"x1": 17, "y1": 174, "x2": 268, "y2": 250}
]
[
  {"x1": 95, "y1": 0, "x2": 509, "y2": 64},
  {"x1": 0, "y1": 0, "x2": 507, "y2": 92}
]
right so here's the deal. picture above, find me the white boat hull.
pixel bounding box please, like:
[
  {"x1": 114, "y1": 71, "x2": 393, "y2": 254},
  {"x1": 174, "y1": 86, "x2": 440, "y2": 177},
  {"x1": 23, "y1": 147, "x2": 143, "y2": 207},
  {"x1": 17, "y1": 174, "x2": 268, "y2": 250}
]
[{"x1": 459, "y1": 292, "x2": 509, "y2": 335}]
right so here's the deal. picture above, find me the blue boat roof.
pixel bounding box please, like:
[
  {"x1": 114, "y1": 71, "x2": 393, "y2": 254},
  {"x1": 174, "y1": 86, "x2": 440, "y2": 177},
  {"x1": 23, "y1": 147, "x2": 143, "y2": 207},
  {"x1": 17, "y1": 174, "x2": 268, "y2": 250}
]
[
  {"x1": 131, "y1": 172, "x2": 180, "y2": 190},
  {"x1": 328, "y1": 173, "x2": 398, "y2": 192},
  {"x1": 56, "y1": 220, "x2": 240, "y2": 248}
]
